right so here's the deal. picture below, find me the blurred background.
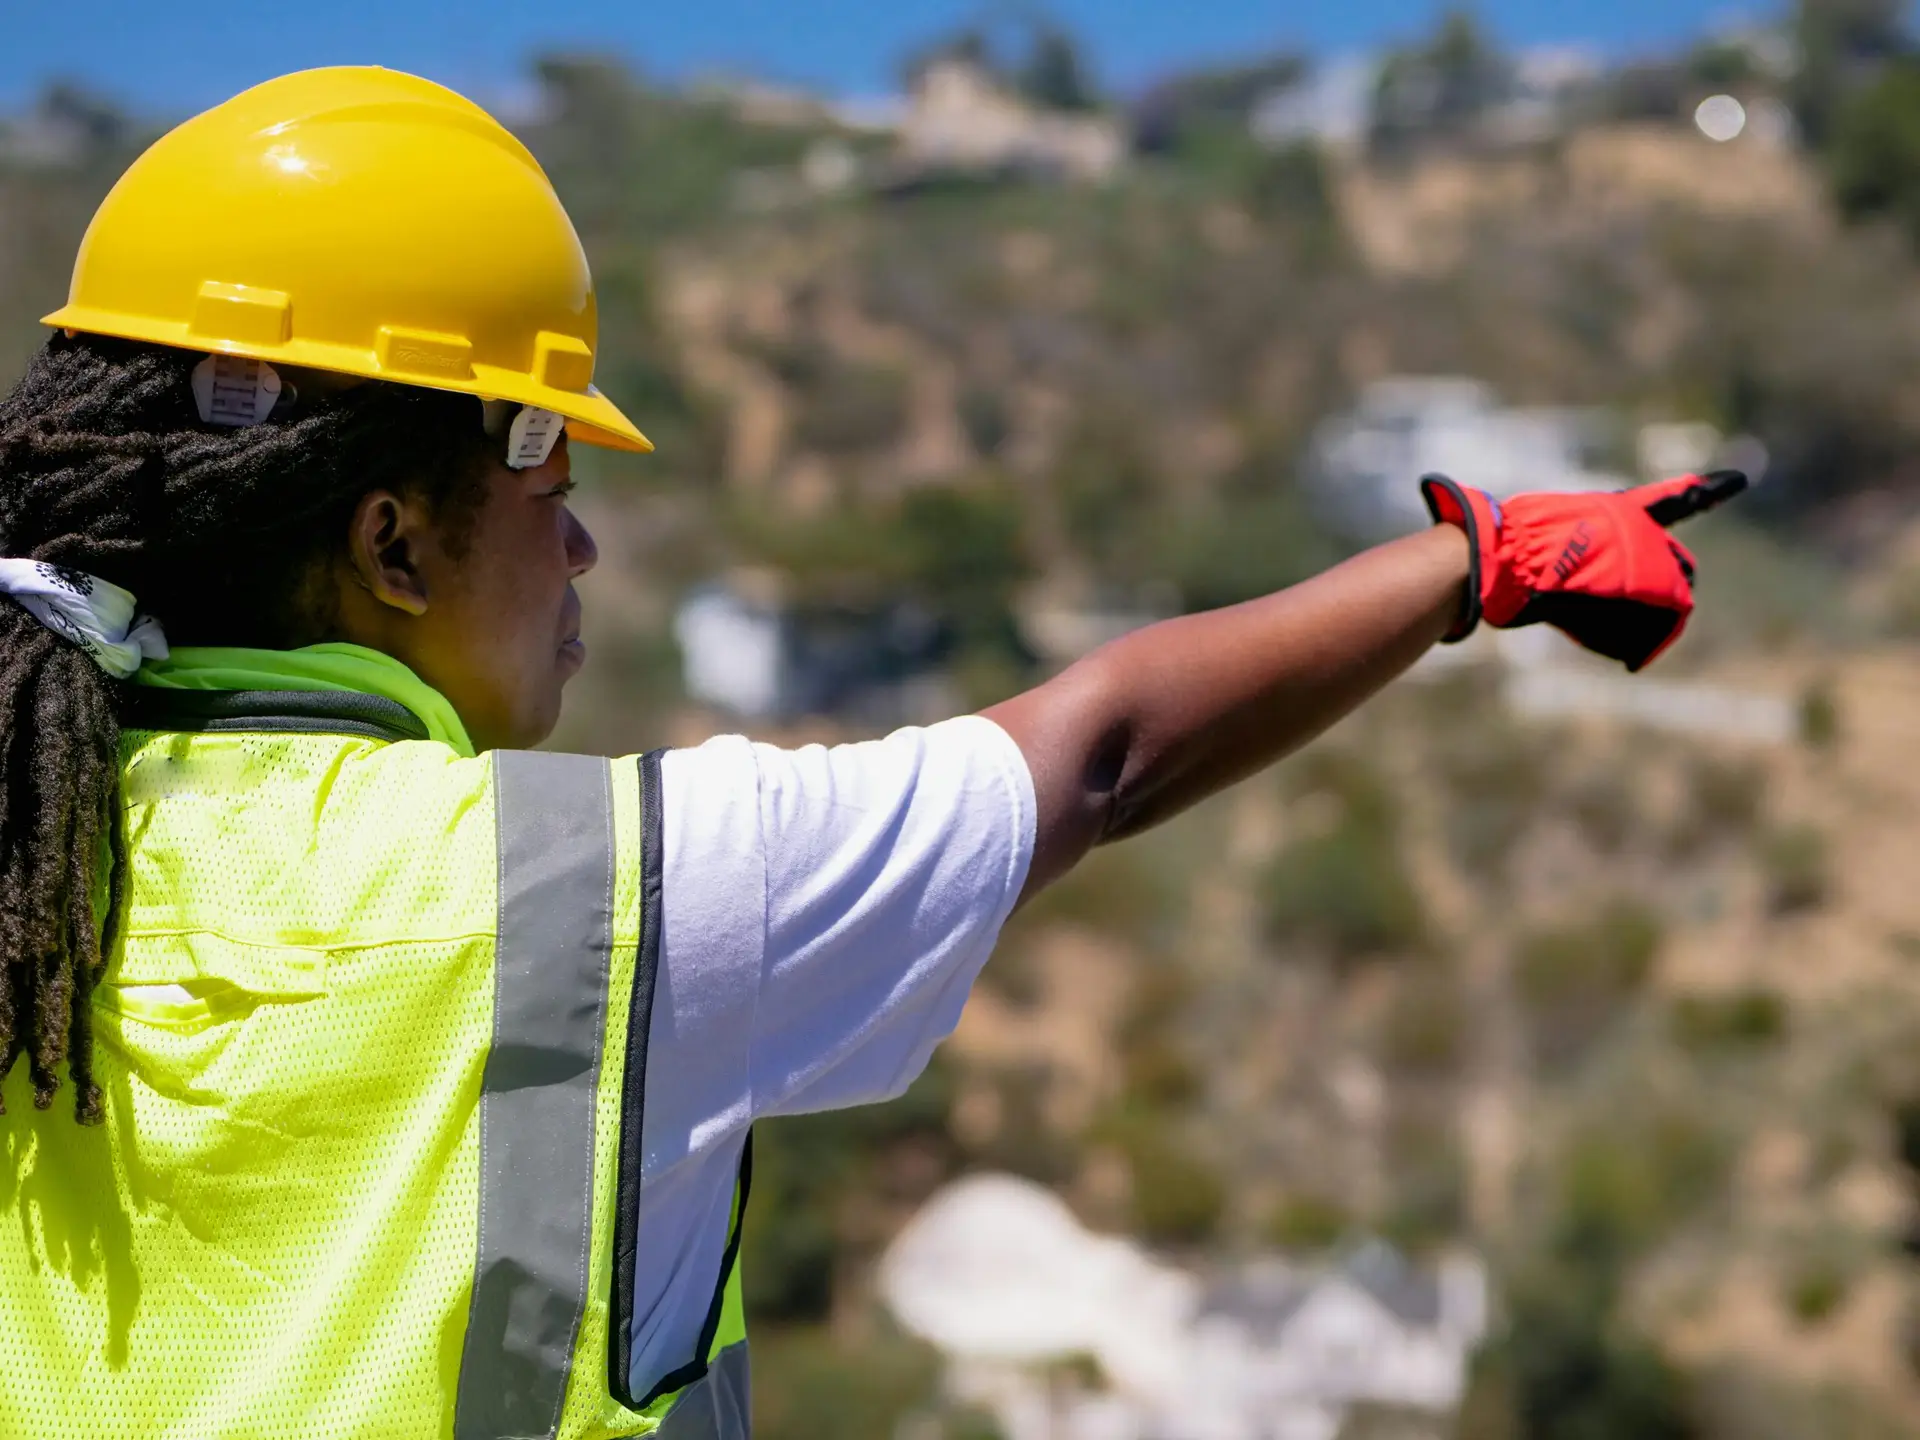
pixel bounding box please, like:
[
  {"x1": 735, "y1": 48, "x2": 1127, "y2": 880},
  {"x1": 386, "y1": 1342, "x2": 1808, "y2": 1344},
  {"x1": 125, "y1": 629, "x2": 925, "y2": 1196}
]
[{"x1": 17, "y1": 2, "x2": 1920, "y2": 1436}]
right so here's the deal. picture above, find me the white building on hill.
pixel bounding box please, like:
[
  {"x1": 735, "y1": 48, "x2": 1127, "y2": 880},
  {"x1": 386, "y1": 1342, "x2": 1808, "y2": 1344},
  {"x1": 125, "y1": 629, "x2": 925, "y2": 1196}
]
[
  {"x1": 1306, "y1": 377, "x2": 1625, "y2": 543},
  {"x1": 894, "y1": 58, "x2": 1126, "y2": 184},
  {"x1": 879, "y1": 1173, "x2": 1488, "y2": 1440},
  {"x1": 674, "y1": 572, "x2": 953, "y2": 723},
  {"x1": 1250, "y1": 58, "x2": 1378, "y2": 150}
]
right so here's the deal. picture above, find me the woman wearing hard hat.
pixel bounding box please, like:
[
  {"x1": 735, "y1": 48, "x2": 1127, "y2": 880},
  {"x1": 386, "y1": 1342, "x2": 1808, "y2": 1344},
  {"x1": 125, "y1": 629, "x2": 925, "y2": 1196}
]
[{"x1": 0, "y1": 67, "x2": 1738, "y2": 1440}]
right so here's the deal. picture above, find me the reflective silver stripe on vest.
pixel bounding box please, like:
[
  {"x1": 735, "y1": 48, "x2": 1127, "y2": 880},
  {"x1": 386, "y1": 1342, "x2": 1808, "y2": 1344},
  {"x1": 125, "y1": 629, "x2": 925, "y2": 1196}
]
[
  {"x1": 455, "y1": 751, "x2": 617, "y2": 1440},
  {"x1": 656, "y1": 1342, "x2": 751, "y2": 1440}
]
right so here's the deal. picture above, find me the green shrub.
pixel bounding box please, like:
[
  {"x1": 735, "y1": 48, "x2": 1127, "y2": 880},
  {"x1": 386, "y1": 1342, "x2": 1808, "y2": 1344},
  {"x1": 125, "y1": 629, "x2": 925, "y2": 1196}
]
[
  {"x1": 1668, "y1": 754, "x2": 1766, "y2": 855},
  {"x1": 1243, "y1": 142, "x2": 1338, "y2": 226},
  {"x1": 945, "y1": 1411, "x2": 1007, "y2": 1440},
  {"x1": 1049, "y1": 411, "x2": 1167, "y2": 586},
  {"x1": 1760, "y1": 824, "x2": 1830, "y2": 915},
  {"x1": 1381, "y1": 1113, "x2": 1468, "y2": 1252},
  {"x1": 744, "y1": 1061, "x2": 958, "y2": 1322},
  {"x1": 1555, "y1": 1106, "x2": 1727, "y2": 1267},
  {"x1": 1265, "y1": 1193, "x2": 1352, "y2": 1252},
  {"x1": 1264, "y1": 823, "x2": 1427, "y2": 962},
  {"x1": 1460, "y1": 1267, "x2": 1695, "y2": 1440},
  {"x1": 1264, "y1": 750, "x2": 1426, "y2": 962},
  {"x1": 756, "y1": 336, "x2": 913, "y2": 454},
  {"x1": 1164, "y1": 481, "x2": 1347, "y2": 614},
  {"x1": 1132, "y1": 1154, "x2": 1226, "y2": 1245},
  {"x1": 1116, "y1": 961, "x2": 1204, "y2": 1103},
  {"x1": 1568, "y1": 771, "x2": 1640, "y2": 855},
  {"x1": 1003, "y1": 835, "x2": 1175, "y2": 942},
  {"x1": 1421, "y1": 688, "x2": 1552, "y2": 880},
  {"x1": 957, "y1": 385, "x2": 1011, "y2": 458},
  {"x1": 1123, "y1": 1034, "x2": 1205, "y2": 1108},
  {"x1": 1799, "y1": 680, "x2": 1841, "y2": 752},
  {"x1": 1380, "y1": 969, "x2": 1470, "y2": 1076},
  {"x1": 1120, "y1": 963, "x2": 1197, "y2": 1049},
  {"x1": 1891, "y1": 1096, "x2": 1920, "y2": 1178},
  {"x1": 1830, "y1": 59, "x2": 1920, "y2": 246},
  {"x1": 981, "y1": 942, "x2": 1045, "y2": 1008},
  {"x1": 1784, "y1": 1256, "x2": 1851, "y2": 1326},
  {"x1": 1107, "y1": 1117, "x2": 1226, "y2": 1245},
  {"x1": 750, "y1": 1328, "x2": 942, "y2": 1440},
  {"x1": 1670, "y1": 989, "x2": 1789, "y2": 1051},
  {"x1": 894, "y1": 480, "x2": 1032, "y2": 656},
  {"x1": 1514, "y1": 901, "x2": 1663, "y2": 1066}
]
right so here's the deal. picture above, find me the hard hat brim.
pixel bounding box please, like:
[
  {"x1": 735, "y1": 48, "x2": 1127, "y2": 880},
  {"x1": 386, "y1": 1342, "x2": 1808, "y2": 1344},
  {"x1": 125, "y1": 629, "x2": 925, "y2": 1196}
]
[{"x1": 42, "y1": 304, "x2": 656, "y2": 456}]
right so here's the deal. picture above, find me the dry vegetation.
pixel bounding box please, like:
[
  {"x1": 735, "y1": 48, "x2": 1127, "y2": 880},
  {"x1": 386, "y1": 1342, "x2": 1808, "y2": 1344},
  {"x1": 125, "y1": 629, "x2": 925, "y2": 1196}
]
[{"x1": 15, "y1": 20, "x2": 1920, "y2": 1432}]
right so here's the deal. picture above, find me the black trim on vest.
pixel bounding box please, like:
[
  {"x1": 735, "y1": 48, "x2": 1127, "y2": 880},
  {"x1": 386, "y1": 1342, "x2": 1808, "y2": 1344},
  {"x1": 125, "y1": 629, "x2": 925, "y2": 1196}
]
[
  {"x1": 694, "y1": 1135, "x2": 754, "y2": 1364},
  {"x1": 122, "y1": 688, "x2": 430, "y2": 744},
  {"x1": 630, "y1": 1138, "x2": 753, "y2": 1413},
  {"x1": 608, "y1": 748, "x2": 755, "y2": 1413},
  {"x1": 607, "y1": 749, "x2": 665, "y2": 1407}
]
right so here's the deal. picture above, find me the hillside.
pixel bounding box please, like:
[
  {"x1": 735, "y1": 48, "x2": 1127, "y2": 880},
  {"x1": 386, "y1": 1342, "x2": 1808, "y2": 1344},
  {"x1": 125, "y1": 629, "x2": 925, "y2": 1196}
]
[{"x1": 13, "y1": 42, "x2": 1920, "y2": 1437}]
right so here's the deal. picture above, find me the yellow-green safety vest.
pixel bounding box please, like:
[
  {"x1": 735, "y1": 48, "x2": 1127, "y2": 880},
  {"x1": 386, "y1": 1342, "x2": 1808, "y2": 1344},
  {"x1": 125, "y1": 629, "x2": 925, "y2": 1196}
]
[{"x1": 0, "y1": 670, "x2": 749, "y2": 1439}]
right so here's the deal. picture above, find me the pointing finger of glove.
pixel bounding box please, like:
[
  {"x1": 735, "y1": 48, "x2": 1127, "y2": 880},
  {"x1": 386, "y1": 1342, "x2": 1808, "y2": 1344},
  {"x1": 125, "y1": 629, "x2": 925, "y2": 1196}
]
[{"x1": 1641, "y1": 470, "x2": 1749, "y2": 529}]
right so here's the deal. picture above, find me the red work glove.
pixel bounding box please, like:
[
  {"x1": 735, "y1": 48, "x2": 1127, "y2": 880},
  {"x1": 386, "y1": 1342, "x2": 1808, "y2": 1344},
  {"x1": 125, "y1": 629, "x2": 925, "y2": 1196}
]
[{"x1": 1422, "y1": 470, "x2": 1748, "y2": 672}]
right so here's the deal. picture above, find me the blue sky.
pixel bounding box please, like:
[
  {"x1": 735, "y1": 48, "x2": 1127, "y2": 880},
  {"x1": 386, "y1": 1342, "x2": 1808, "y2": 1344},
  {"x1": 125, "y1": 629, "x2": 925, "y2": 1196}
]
[{"x1": 12, "y1": 1, "x2": 1767, "y2": 117}]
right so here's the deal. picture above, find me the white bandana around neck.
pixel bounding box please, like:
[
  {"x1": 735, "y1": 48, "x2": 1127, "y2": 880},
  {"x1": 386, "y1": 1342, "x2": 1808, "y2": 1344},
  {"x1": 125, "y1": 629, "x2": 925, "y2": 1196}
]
[{"x1": 0, "y1": 559, "x2": 168, "y2": 679}]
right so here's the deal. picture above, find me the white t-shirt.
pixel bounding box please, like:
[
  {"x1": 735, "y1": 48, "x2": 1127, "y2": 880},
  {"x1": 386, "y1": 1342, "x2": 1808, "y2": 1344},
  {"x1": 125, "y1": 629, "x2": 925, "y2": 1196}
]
[{"x1": 626, "y1": 715, "x2": 1036, "y2": 1396}]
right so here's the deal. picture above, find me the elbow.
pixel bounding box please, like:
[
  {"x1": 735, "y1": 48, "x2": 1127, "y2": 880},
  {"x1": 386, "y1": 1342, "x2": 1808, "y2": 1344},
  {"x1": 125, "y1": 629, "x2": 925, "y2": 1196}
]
[
  {"x1": 1052, "y1": 649, "x2": 1139, "y2": 846},
  {"x1": 985, "y1": 639, "x2": 1152, "y2": 889}
]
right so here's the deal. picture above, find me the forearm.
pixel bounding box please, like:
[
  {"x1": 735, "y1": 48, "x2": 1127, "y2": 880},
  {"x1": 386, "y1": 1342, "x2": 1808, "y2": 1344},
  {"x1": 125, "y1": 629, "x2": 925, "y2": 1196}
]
[{"x1": 985, "y1": 526, "x2": 1469, "y2": 897}]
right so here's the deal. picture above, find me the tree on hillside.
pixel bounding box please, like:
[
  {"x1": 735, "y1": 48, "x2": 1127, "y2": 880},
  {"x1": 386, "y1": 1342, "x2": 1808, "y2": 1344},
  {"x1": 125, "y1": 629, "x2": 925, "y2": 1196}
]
[
  {"x1": 1429, "y1": 10, "x2": 1509, "y2": 127},
  {"x1": 899, "y1": 7, "x2": 1103, "y2": 112},
  {"x1": 1133, "y1": 54, "x2": 1310, "y2": 153},
  {"x1": 1371, "y1": 8, "x2": 1512, "y2": 155},
  {"x1": 1829, "y1": 58, "x2": 1920, "y2": 242},
  {"x1": 1457, "y1": 1272, "x2": 1698, "y2": 1440},
  {"x1": 1018, "y1": 25, "x2": 1099, "y2": 112},
  {"x1": 34, "y1": 82, "x2": 129, "y2": 154},
  {"x1": 1792, "y1": 0, "x2": 1909, "y2": 147}
]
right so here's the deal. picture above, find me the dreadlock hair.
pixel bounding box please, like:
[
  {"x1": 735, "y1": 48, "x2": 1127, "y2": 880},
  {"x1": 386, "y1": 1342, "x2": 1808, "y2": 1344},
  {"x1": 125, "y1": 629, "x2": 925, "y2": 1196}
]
[{"x1": 0, "y1": 331, "x2": 496, "y2": 1123}]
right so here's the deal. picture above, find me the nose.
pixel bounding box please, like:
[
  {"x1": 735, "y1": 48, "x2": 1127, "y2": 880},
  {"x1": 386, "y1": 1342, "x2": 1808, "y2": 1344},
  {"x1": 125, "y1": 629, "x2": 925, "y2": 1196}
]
[{"x1": 564, "y1": 506, "x2": 598, "y2": 579}]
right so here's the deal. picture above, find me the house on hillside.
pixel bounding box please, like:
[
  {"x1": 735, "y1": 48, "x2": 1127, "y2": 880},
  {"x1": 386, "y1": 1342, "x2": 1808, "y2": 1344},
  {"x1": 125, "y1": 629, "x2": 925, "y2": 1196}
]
[
  {"x1": 1305, "y1": 377, "x2": 1626, "y2": 543},
  {"x1": 890, "y1": 57, "x2": 1125, "y2": 185},
  {"x1": 0, "y1": 84, "x2": 129, "y2": 168},
  {"x1": 1250, "y1": 57, "x2": 1379, "y2": 150},
  {"x1": 674, "y1": 572, "x2": 954, "y2": 724},
  {"x1": 879, "y1": 1173, "x2": 1488, "y2": 1440},
  {"x1": 1189, "y1": 1244, "x2": 1488, "y2": 1419},
  {"x1": 1485, "y1": 48, "x2": 1603, "y2": 144}
]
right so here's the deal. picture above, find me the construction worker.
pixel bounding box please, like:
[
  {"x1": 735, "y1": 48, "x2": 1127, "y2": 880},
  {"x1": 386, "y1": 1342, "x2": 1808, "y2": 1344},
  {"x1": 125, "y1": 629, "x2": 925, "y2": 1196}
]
[{"x1": 0, "y1": 66, "x2": 1738, "y2": 1440}]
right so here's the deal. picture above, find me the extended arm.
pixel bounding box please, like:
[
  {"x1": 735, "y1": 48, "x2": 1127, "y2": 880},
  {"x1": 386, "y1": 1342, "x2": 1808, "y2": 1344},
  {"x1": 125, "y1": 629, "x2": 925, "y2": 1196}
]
[
  {"x1": 985, "y1": 470, "x2": 1745, "y2": 903},
  {"x1": 984, "y1": 526, "x2": 1469, "y2": 900}
]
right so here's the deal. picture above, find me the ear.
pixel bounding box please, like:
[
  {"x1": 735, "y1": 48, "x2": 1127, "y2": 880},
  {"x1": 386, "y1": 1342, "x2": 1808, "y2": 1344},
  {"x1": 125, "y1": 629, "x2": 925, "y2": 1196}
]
[{"x1": 346, "y1": 489, "x2": 433, "y2": 617}]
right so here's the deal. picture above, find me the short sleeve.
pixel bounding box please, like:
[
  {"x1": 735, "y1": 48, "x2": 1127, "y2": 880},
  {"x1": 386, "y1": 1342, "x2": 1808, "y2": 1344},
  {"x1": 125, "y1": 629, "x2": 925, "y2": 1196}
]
[{"x1": 621, "y1": 715, "x2": 1035, "y2": 1395}]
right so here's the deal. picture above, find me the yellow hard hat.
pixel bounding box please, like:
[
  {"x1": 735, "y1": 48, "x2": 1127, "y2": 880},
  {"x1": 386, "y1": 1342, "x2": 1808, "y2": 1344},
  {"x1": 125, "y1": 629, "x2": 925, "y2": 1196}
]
[{"x1": 44, "y1": 66, "x2": 652, "y2": 454}]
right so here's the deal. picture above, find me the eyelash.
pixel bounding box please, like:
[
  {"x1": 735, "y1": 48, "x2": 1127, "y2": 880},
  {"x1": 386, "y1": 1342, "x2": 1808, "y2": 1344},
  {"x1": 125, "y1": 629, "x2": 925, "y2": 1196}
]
[{"x1": 547, "y1": 481, "x2": 577, "y2": 499}]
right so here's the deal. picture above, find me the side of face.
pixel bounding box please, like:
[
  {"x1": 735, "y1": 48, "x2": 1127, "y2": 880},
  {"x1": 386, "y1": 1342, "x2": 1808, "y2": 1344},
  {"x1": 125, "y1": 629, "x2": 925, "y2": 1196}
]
[{"x1": 331, "y1": 437, "x2": 598, "y2": 751}]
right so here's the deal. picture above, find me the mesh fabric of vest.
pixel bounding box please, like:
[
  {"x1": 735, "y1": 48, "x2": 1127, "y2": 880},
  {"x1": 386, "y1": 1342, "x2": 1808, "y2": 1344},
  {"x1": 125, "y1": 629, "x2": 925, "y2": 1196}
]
[{"x1": 0, "y1": 727, "x2": 655, "y2": 1439}]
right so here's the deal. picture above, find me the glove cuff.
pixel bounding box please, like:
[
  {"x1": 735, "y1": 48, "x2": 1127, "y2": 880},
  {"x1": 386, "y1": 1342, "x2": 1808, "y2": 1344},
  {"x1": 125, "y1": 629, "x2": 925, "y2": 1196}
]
[{"x1": 1420, "y1": 474, "x2": 1490, "y2": 644}]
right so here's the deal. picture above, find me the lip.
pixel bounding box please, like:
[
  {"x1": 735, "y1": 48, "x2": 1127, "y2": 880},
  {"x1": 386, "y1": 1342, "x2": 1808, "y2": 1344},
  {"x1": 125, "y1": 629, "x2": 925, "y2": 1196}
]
[{"x1": 559, "y1": 637, "x2": 586, "y2": 669}]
